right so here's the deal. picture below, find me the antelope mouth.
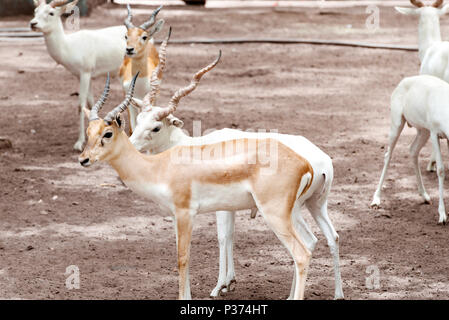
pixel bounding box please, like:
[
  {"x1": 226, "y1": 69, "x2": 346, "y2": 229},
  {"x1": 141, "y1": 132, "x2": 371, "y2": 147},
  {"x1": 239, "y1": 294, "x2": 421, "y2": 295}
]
[
  {"x1": 79, "y1": 158, "x2": 91, "y2": 167},
  {"x1": 30, "y1": 24, "x2": 40, "y2": 32}
]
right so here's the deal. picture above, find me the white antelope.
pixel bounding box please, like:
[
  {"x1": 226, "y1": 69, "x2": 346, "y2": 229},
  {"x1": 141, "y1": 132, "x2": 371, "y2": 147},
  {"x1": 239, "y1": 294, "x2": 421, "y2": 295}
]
[
  {"x1": 119, "y1": 4, "x2": 164, "y2": 134},
  {"x1": 79, "y1": 67, "x2": 341, "y2": 300},
  {"x1": 371, "y1": 75, "x2": 449, "y2": 225},
  {"x1": 128, "y1": 43, "x2": 343, "y2": 299},
  {"x1": 396, "y1": 0, "x2": 449, "y2": 171},
  {"x1": 30, "y1": 0, "x2": 127, "y2": 151}
]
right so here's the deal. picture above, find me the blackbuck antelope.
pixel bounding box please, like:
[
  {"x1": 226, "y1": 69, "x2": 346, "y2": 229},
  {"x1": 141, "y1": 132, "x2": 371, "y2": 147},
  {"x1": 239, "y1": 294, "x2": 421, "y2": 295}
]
[
  {"x1": 129, "y1": 46, "x2": 343, "y2": 299},
  {"x1": 119, "y1": 4, "x2": 165, "y2": 134},
  {"x1": 396, "y1": 0, "x2": 449, "y2": 171},
  {"x1": 371, "y1": 75, "x2": 449, "y2": 225},
  {"x1": 78, "y1": 67, "x2": 340, "y2": 300},
  {"x1": 30, "y1": 0, "x2": 128, "y2": 151}
]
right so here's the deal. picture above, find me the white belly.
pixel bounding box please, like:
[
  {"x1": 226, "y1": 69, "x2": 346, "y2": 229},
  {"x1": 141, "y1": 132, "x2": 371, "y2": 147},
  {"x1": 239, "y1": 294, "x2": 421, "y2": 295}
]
[{"x1": 191, "y1": 181, "x2": 256, "y2": 214}]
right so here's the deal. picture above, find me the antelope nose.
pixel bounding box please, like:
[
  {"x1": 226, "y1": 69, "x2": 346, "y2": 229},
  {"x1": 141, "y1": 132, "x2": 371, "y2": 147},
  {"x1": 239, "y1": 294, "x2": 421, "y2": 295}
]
[
  {"x1": 79, "y1": 158, "x2": 90, "y2": 167},
  {"x1": 30, "y1": 22, "x2": 37, "y2": 28},
  {"x1": 126, "y1": 47, "x2": 134, "y2": 54}
]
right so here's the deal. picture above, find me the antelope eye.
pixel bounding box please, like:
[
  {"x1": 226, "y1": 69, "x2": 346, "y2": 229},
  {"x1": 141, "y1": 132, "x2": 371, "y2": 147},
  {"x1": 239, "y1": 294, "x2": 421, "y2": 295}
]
[
  {"x1": 142, "y1": 36, "x2": 148, "y2": 41},
  {"x1": 125, "y1": 35, "x2": 128, "y2": 40},
  {"x1": 152, "y1": 127, "x2": 160, "y2": 133},
  {"x1": 103, "y1": 132, "x2": 113, "y2": 139},
  {"x1": 49, "y1": 12, "x2": 54, "y2": 16}
]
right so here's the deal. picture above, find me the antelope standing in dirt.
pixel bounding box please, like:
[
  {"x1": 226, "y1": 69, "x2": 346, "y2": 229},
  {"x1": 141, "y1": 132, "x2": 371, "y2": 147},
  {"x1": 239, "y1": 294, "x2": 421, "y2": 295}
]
[
  {"x1": 79, "y1": 69, "x2": 340, "y2": 300},
  {"x1": 396, "y1": 0, "x2": 449, "y2": 171},
  {"x1": 371, "y1": 75, "x2": 449, "y2": 225},
  {"x1": 119, "y1": 4, "x2": 164, "y2": 134},
  {"x1": 30, "y1": 0, "x2": 127, "y2": 151},
  {"x1": 129, "y1": 44, "x2": 343, "y2": 299}
]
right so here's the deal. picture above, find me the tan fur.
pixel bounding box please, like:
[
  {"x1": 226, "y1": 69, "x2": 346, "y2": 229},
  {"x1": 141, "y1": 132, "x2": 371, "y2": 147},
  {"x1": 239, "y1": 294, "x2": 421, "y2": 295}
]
[
  {"x1": 80, "y1": 120, "x2": 314, "y2": 299},
  {"x1": 120, "y1": 28, "x2": 160, "y2": 82}
]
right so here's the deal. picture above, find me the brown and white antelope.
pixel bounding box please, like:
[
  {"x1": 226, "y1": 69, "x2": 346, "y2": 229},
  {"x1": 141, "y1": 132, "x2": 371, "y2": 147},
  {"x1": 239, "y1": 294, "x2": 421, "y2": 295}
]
[
  {"x1": 78, "y1": 69, "x2": 336, "y2": 300},
  {"x1": 119, "y1": 4, "x2": 164, "y2": 134},
  {"x1": 30, "y1": 0, "x2": 128, "y2": 151},
  {"x1": 129, "y1": 43, "x2": 344, "y2": 299}
]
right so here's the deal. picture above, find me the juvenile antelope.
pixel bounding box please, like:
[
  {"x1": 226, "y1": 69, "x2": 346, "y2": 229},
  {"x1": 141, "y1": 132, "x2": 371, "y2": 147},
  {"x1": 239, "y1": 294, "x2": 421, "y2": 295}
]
[
  {"x1": 129, "y1": 47, "x2": 343, "y2": 299},
  {"x1": 119, "y1": 4, "x2": 164, "y2": 133},
  {"x1": 79, "y1": 68, "x2": 339, "y2": 300},
  {"x1": 396, "y1": 0, "x2": 449, "y2": 171},
  {"x1": 371, "y1": 75, "x2": 449, "y2": 225},
  {"x1": 30, "y1": 0, "x2": 127, "y2": 151}
]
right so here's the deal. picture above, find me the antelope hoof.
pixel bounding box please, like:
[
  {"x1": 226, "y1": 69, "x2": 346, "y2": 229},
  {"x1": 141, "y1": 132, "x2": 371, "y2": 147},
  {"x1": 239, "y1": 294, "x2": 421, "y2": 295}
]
[
  {"x1": 370, "y1": 194, "x2": 381, "y2": 209},
  {"x1": 73, "y1": 140, "x2": 85, "y2": 151},
  {"x1": 437, "y1": 217, "x2": 447, "y2": 225},
  {"x1": 427, "y1": 161, "x2": 436, "y2": 172},
  {"x1": 422, "y1": 195, "x2": 431, "y2": 204},
  {"x1": 370, "y1": 200, "x2": 380, "y2": 210},
  {"x1": 210, "y1": 284, "x2": 226, "y2": 298},
  {"x1": 222, "y1": 279, "x2": 236, "y2": 293}
]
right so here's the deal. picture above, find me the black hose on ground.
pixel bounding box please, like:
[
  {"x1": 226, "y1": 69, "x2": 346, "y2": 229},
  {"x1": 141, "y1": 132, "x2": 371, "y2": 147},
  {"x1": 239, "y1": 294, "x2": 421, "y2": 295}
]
[{"x1": 0, "y1": 28, "x2": 418, "y2": 52}]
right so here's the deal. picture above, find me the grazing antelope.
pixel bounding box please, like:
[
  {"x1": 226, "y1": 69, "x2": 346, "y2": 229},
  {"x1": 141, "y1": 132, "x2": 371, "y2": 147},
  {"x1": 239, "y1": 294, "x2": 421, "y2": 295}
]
[
  {"x1": 79, "y1": 69, "x2": 340, "y2": 300},
  {"x1": 119, "y1": 4, "x2": 165, "y2": 134},
  {"x1": 371, "y1": 75, "x2": 449, "y2": 225},
  {"x1": 396, "y1": 0, "x2": 449, "y2": 171},
  {"x1": 129, "y1": 47, "x2": 343, "y2": 299},
  {"x1": 30, "y1": 0, "x2": 127, "y2": 151}
]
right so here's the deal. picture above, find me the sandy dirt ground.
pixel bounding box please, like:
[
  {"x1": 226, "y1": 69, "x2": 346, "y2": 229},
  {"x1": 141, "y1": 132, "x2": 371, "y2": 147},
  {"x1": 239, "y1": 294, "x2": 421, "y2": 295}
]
[{"x1": 1, "y1": 3, "x2": 449, "y2": 300}]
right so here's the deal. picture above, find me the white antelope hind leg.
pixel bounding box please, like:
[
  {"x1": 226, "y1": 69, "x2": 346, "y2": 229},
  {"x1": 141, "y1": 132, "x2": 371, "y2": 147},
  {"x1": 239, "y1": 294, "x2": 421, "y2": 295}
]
[
  {"x1": 210, "y1": 210, "x2": 236, "y2": 297},
  {"x1": 306, "y1": 198, "x2": 344, "y2": 300},
  {"x1": 371, "y1": 116, "x2": 406, "y2": 208},
  {"x1": 427, "y1": 148, "x2": 437, "y2": 172},
  {"x1": 430, "y1": 133, "x2": 448, "y2": 225},
  {"x1": 426, "y1": 137, "x2": 449, "y2": 172},
  {"x1": 410, "y1": 129, "x2": 431, "y2": 203}
]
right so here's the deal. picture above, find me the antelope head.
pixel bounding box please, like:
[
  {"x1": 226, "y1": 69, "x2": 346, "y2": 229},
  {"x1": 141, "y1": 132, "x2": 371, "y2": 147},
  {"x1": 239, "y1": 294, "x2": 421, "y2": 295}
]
[
  {"x1": 79, "y1": 72, "x2": 139, "y2": 167},
  {"x1": 124, "y1": 4, "x2": 165, "y2": 58},
  {"x1": 30, "y1": 0, "x2": 79, "y2": 33},
  {"x1": 129, "y1": 42, "x2": 222, "y2": 152}
]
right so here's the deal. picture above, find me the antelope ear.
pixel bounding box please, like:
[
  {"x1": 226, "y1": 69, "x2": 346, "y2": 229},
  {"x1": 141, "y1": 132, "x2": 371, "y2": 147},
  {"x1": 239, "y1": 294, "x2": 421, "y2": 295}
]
[
  {"x1": 58, "y1": 0, "x2": 78, "y2": 17},
  {"x1": 82, "y1": 107, "x2": 90, "y2": 119},
  {"x1": 167, "y1": 114, "x2": 184, "y2": 128},
  {"x1": 33, "y1": 0, "x2": 40, "y2": 7},
  {"x1": 64, "y1": 0, "x2": 79, "y2": 11},
  {"x1": 395, "y1": 7, "x2": 419, "y2": 15},
  {"x1": 114, "y1": 113, "x2": 125, "y2": 130},
  {"x1": 131, "y1": 98, "x2": 145, "y2": 110},
  {"x1": 149, "y1": 20, "x2": 165, "y2": 37}
]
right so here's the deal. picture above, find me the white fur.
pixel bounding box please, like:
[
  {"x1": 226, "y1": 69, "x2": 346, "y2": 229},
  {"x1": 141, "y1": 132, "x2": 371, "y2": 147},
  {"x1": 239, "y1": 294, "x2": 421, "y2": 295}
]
[
  {"x1": 371, "y1": 74, "x2": 449, "y2": 224},
  {"x1": 30, "y1": 2, "x2": 126, "y2": 150},
  {"x1": 396, "y1": 4, "x2": 449, "y2": 171}
]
